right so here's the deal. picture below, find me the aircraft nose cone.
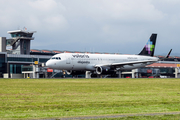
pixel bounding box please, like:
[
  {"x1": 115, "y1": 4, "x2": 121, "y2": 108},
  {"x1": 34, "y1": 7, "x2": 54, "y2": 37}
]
[{"x1": 46, "y1": 60, "x2": 53, "y2": 68}]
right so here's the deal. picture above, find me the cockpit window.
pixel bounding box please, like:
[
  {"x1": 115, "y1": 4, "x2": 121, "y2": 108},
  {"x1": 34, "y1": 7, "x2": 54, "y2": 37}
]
[{"x1": 51, "y1": 57, "x2": 61, "y2": 60}]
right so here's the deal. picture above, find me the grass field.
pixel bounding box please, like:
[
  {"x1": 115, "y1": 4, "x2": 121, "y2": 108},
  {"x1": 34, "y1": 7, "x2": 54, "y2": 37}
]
[
  {"x1": 0, "y1": 78, "x2": 180, "y2": 119},
  {"x1": 92, "y1": 114, "x2": 180, "y2": 120}
]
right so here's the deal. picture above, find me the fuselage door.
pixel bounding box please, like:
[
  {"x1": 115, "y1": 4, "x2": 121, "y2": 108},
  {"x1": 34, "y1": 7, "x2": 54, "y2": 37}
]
[{"x1": 66, "y1": 54, "x2": 71, "y2": 64}]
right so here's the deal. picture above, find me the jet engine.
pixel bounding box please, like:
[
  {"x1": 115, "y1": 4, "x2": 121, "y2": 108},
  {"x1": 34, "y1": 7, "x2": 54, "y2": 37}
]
[
  {"x1": 96, "y1": 66, "x2": 115, "y2": 75},
  {"x1": 66, "y1": 70, "x2": 85, "y2": 75}
]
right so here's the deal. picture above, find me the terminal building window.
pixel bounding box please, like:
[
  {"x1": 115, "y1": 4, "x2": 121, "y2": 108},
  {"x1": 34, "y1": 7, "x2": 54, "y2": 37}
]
[
  {"x1": 11, "y1": 34, "x2": 21, "y2": 37},
  {"x1": 9, "y1": 64, "x2": 23, "y2": 74},
  {"x1": 0, "y1": 54, "x2": 6, "y2": 76},
  {"x1": 7, "y1": 57, "x2": 38, "y2": 62},
  {"x1": 39, "y1": 58, "x2": 49, "y2": 63},
  {"x1": 11, "y1": 33, "x2": 33, "y2": 38},
  {"x1": 7, "y1": 57, "x2": 49, "y2": 63},
  {"x1": 22, "y1": 66, "x2": 33, "y2": 71},
  {"x1": 24, "y1": 40, "x2": 27, "y2": 54}
]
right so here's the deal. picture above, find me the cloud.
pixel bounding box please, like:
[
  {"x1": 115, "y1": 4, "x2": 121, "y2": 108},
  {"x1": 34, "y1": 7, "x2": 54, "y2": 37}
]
[
  {"x1": 0, "y1": 0, "x2": 179, "y2": 54},
  {"x1": 0, "y1": 0, "x2": 68, "y2": 32},
  {"x1": 28, "y1": 0, "x2": 58, "y2": 12},
  {"x1": 64, "y1": 0, "x2": 165, "y2": 22}
]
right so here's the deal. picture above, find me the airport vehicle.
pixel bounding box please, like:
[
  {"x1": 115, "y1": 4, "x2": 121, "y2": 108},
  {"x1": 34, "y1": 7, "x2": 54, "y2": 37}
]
[{"x1": 46, "y1": 34, "x2": 159, "y2": 76}]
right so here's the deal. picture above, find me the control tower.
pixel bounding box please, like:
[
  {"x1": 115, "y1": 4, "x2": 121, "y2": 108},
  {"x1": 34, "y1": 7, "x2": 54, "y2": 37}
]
[{"x1": 7, "y1": 30, "x2": 36, "y2": 54}]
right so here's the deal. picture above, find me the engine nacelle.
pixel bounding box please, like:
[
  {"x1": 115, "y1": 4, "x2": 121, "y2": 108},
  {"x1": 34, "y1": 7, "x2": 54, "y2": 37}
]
[
  {"x1": 96, "y1": 66, "x2": 115, "y2": 75},
  {"x1": 66, "y1": 70, "x2": 85, "y2": 75}
]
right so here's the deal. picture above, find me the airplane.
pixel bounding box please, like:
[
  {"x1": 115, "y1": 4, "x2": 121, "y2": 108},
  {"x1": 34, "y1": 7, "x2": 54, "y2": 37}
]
[{"x1": 46, "y1": 34, "x2": 161, "y2": 77}]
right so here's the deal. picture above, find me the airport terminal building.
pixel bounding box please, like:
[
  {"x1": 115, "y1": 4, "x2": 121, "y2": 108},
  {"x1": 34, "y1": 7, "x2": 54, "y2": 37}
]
[
  {"x1": 0, "y1": 29, "x2": 180, "y2": 78},
  {"x1": 0, "y1": 30, "x2": 52, "y2": 78}
]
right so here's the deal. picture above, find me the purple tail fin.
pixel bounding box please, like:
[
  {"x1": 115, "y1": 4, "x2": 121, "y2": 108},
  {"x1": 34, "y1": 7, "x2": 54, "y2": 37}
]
[{"x1": 139, "y1": 34, "x2": 157, "y2": 56}]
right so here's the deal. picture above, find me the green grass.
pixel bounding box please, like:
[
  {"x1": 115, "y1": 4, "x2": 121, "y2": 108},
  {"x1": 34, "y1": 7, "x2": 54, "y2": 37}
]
[{"x1": 0, "y1": 78, "x2": 180, "y2": 119}]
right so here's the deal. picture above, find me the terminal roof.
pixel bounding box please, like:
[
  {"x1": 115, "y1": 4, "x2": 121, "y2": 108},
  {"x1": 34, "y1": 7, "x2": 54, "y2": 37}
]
[{"x1": 147, "y1": 63, "x2": 177, "y2": 68}]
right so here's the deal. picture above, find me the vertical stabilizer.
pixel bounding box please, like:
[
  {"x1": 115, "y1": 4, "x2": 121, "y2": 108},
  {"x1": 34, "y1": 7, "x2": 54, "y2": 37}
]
[{"x1": 139, "y1": 34, "x2": 157, "y2": 56}]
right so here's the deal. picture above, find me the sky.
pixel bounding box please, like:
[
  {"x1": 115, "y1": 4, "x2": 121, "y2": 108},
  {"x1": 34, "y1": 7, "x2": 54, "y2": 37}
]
[{"x1": 0, "y1": 0, "x2": 180, "y2": 55}]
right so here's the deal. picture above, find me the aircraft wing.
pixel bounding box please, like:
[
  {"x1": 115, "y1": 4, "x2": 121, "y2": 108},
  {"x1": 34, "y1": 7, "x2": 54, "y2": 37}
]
[{"x1": 94, "y1": 59, "x2": 158, "y2": 68}]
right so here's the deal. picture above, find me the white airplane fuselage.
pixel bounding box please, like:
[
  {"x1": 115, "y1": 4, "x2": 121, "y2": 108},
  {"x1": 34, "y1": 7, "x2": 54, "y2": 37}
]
[{"x1": 46, "y1": 53, "x2": 159, "y2": 71}]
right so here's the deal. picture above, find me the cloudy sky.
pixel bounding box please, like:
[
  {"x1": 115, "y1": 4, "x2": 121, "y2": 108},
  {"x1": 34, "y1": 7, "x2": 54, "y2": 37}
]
[{"x1": 0, "y1": 0, "x2": 180, "y2": 55}]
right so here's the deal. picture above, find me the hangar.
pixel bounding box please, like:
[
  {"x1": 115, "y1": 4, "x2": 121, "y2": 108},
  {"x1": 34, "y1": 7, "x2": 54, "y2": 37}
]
[{"x1": 0, "y1": 29, "x2": 180, "y2": 78}]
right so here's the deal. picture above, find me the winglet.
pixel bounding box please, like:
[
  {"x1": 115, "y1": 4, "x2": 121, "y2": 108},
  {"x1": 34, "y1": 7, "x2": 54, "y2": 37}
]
[
  {"x1": 165, "y1": 49, "x2": 172, "y2": 58},
  {"x1": 139, "y1": 34, "x2": 157, "y2": 56}
]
